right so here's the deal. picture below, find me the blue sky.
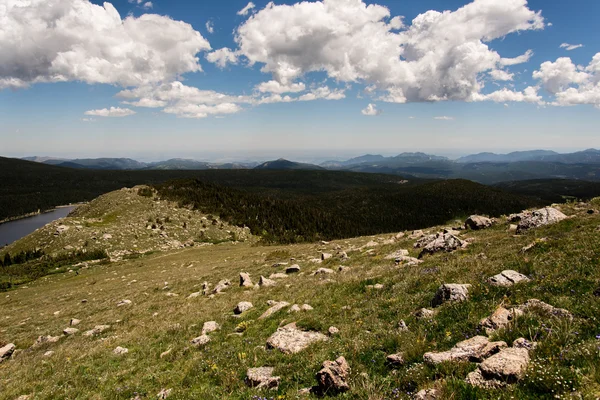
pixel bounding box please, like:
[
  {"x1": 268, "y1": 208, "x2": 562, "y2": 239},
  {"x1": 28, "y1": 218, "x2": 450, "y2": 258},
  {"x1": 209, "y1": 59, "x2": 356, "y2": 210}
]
[{"x1": 1, "y1": 0, "x2": 599, "y2": 162}]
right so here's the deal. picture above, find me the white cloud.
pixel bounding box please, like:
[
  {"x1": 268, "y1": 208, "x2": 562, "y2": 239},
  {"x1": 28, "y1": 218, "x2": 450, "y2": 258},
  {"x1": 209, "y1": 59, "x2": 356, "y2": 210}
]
[
  {"x1": 298, "y1": 87, "x2": 345, "y2": 101},
  {"x1": 499, "y1": 49, "x2": 533, "y2": 66},
  {"x1": 237, "y1": 2, "x2": 256, "y2": 16},
  {"x1": 471, "y1": 86, "x2": 543, "y2": 104},
  {"x1": 361, "y1": 104, "x2": 381, "y2": 116},
  {"x1": 256, "y1": 80, "x2": 306, "y2": 94},
  {"x1": 434, "y1": 116, "x2": 454, "y2": 120},
  {"x1": 163, "y1": 103, "x2": 242, "y2": 119},
  {"x1": 84, "y1": 107, "x2": 136, "y2": 117},
  {"x1": 0, "y1": 0, "x2": 210, "y2": 90},
  {"x1": 206, "y1": 21, "x2": 214, "y2": 34},
  {"x1": 560, "y1": 43, "x2": 583, "y2": 51},
  {"x1": 533, "y1": 57, "x2": 589, "y2": 94},
  {"x1": 206, "y1": 48, "x2": 239, "y2": 68},
  {"x1": 233, "y1": 0, "x2": 544, "y2": 103},
  {"x1": 489, "y1": 69, "x2": 514, "y2": 81},
  {"x1": 142, "y1": 2, "x2": 153, "y2": 9}
]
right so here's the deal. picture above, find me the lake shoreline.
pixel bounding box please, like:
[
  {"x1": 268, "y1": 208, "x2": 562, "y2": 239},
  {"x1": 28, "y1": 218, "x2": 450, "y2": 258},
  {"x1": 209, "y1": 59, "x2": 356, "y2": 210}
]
[{"x1": 0, "y1": 204, "x2": 82, "y2": 226}]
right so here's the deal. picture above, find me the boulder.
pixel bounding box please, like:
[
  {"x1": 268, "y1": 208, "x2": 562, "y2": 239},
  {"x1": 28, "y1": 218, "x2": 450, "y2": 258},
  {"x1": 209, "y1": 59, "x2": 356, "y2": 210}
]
[
  {"x1": 479, "y1": 348, "x2": 530, "y2": 382},
  {"x1": 269, "y1": 273, "x2": 289, "y2": 280},
  {"x1": 432, "y1": 284, "x2": 471, "y2": 307},
  {"x1": 466, "y1": 369, "x2": 506, "y2": 389},
  {"x1": 315, "y1": 356, "x2": 351, "y2": 393},
  {"x1": 424, "y1": 336, "x2": 507, "y2": 365},
  {"x1": 259, "y1": 301, "x2": 290, "y2": 320},
  {"x1": 328, "y1": 326, "x2": 340, "y2": 336},
  {"x1": 70, "y1": 318, "x2": 81, "y2": 326},
  {"x1": 0, "y1": 343, "x2": 15, "y2": 363},
  {"x1": 239, "y1": 272, "x2": 253, "y2": 287},
  {"x1": 234, "y1": 301, "x2": 254, "y2": 314},
  {"x1": 157, "y1": 388, "x2": 172, "y2": 399},
  {"x1": 386, "y1": 352, "x2": 405, "y2": 366},
  {"x1": 415, "y1": 308, "x2": 435, "y2": 320},
  {"x1": 465, "y1": 215, "x2": 493, "y2": 230},
  {"x1": 63, "y1": 327, "x2": 79, "y2": 336},
  {"x1": 517, "y1": 207, "x2": 567, "y2": 233},
  {"x1": 513, "y1": 337, "x2": 537, "y2": 350},
  {"x1": 419, "y1": 234, "x2": 467, "y2": 257},
  {"x1": 266, "y1": 322, "x2": 328, "y2": 354},
  {"x1": 414, "y1": 388, "x2": 440, "y2": 399},
  {"x1": 321, "y1": 253, "x2": 332, "y2": 261},
  {"x1": 117, "y1": 299, "x2": 132, "y2": 307},
  {"x1": 83, "y1": 325, "x2": 111, "y2": 336},
  {"x1": 201, "y1": 321, "x2": 220, "y2": 335},
  {"x1": 259, "y1": 276, "x2": 277, "y2": 287},
  {"x1": 489, "y1": 270, "x2": 530, "y2": 287},
  {"x1": 384, "y1": 249, "x2": 410, "y2": 260},
  {"x1": 113, "y1": 346, "x2": 129, "y2": 355},
  {"x1": 245, "y1": 367, "x2": 281, "y2": 389},
  {"x1": 191, "y1": 334, "x2": 211, "y2": 347},
  {"x1": 289, "y1": 304, "x2": 313, "y2": 313},
  {"x1": 212, "y1": 279, "x2": 231, "y2": 294},
  {"x1": 286, "y1": 265, "x2": 301, "y2": 274},
  {"x1": 479, "y1": 306, "x2": 523, "y2": 334},
  {"x1": 313, "y1": 268, "x2": 334, "y2": 275},
  {"x1": 33, "y1": 335, "x2": 61, "y2": 347}
]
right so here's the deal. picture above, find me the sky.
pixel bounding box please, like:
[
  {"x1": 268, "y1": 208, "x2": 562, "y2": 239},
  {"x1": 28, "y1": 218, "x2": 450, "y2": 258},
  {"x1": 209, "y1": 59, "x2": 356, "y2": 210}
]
[{"x1": 1, "y1": 0, "x2": 600, "y2": 162}]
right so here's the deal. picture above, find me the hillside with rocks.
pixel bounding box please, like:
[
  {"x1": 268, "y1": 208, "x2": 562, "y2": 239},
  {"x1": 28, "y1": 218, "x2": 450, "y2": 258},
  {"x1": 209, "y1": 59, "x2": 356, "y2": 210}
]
[{"x1": 1, "y1": 190, "x2": 600, "y2": 399}]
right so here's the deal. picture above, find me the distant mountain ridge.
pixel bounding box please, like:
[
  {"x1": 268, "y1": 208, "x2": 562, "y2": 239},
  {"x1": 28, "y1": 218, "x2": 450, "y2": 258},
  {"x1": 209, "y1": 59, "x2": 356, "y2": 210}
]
[{"x1": 254, "y1": 158, "x2": 324, "y2": 171}]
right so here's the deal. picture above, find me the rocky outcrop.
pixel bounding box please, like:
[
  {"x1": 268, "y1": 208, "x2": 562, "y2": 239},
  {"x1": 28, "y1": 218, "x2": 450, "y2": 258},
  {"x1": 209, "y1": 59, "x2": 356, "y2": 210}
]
[
  {"x1": 234, "y1": 301, "x2": 254, "y2": 314},
  {"x1": 419, "y1": 234, "x2": 467, "y2": 257},
  {"x1": 489, "y1": 270, "x2": 530, "y2": 287},
  {"x1": 432, "y1": 284, "x2": 471, "y2": 307},
  {"x1": 424, "y1": 336, "x2": 506, "y2": 364},
  {"x1": 465, "y1": 215, "x2": 493, "y2": 230},
  {"x1": 518, "y1": 299, "x2": 573, "y2": 320},
  {"x1": 315, "y1": 356, "x2": 351, "y2": 394},
  {"x1": 517, "y1": 207, "x2": 567, "y2": 233},
  {"x1": 0, "y1": 343, "x2": 15, "y2": 363},
  {"x1": 266, "y1": 322, "x2": 328, "y2": 354},
  {"x1": 246, "y1": 367, "x2": 280, "y2": 389}
]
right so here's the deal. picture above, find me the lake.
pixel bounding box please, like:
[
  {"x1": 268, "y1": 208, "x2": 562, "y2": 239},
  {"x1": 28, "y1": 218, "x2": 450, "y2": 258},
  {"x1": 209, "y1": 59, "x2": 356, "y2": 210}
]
[{"x1": 0, "y1": 206, "x2": 78, "y2": 248}]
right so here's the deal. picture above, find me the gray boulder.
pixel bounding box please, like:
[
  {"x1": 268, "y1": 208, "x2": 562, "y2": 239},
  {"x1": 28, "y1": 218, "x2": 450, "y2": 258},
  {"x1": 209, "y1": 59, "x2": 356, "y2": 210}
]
[
  {"x1": 517, "y1": 207, "x2": 567, "y2": 233},
  {"x1": 419, "y1": 234, "x2": 467, "y2": 257},
  {"x1": 465, "y1": 215, "x2": 493, "y2": 230},
  {"x1": 234, "y1": 301, "x2": 254, "y2": 314},
  {"x1": 315, "y1": 356, "x2": 351, "y2": 394},
  {"x1": 424, "y1": 336, "x2": 506, "y2": 365},
  {"x1": 246, "y1": 367, "x2": 280, "y2": 389},
  {"x1": 259, "y1": 301, "x2": 290, "y2": 320},
  {"x1": 266, "y1": 322, "x2": 328, "y2": 354},
  {"x1": 239, "y1": 272, "x2": 253, "y2": 287},
  {"x1": 0, "y1": 343, "x2": 15, "y2": 363},
  {"x1": 479, "y1": 347, "x2": 530, "y2": 382},
  {"x1": 432, "y1": 284, "x2": 471, "y2": 307},
  {"x1": 489, "y1": 270, "x2": 530, "y2": 287}
]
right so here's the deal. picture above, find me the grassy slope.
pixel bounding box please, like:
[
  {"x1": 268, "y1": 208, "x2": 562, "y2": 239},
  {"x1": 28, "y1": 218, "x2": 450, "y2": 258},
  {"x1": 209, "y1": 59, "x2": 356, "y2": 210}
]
[{"x1": 1, "y1": 201, "x2": 600, "y2": 399}]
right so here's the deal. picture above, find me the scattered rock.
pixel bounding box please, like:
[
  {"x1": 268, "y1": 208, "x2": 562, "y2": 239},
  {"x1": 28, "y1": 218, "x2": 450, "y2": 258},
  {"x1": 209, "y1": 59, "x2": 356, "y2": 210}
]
[
  {"x1": 313, "y1": 268, "x2": 334, "y2": 275},
  {"x1": 246, "y1": 367, "x2": 281, "y2": 389},
  {"x1": 286, "y1": 265, "x2": 301, "y2": 274},
  {"x1": 432, "y1": 284, "x2": 471, "y2": 307},
  {"x1": 187, "y1": 292, "x2": 201, "y2": 299},
  {"x1": 289, "y1": 304, "x2": 313, "y2": 313},
  {"x1": 102, "y1": 233, "x2": 113, "y2": 240},
  {"x1": 478, "y1": 347, "x2": 530, "y2": 382},
  {"x1": 70, "y1": 318, "x2": 81, "y2": 326},
  {"x1": 513, "y1": 337, "x2": 537, "y2": 350},
  {"x1": 386, "y1": 352, "x2": 405, "y2": 366},
  {"x1": 409, "y1": 230, "x2": 425, "y2": 240},
  {"x1": 517, "y1": 207, "x2": 567, "y2": 233},
  {"x1": 212, "y1": 279, "x2": 231, "y2": 294},
  {"x1": 269, "y1": 273, "x2": 289, "y2": 280},
  {"x1": 63, "y1": 327, "x2": 79, "y2": 336},
  {"x1": 518, "y1": 299, "x2": 573, "y2": 320},
  {"x1": 479, "y1": 306, "x2": 523, "y2": 334},
  {"x1": 191, "y1": 334, "x2": 211, "y2": 347},
  {"x1": 156, "y1": 388, "x2": 172, "y2": 399},
  {"x1": 315, "y1": 356, "x2": 351, "y2": 394},
  {"x1": 113, "y1": 346, "x2": 129, "y2": 355},
  {"x1": 465, "y1": 215, "x2": 493, "y2": 230},
  {"x1": 419, "y1": 234, "x2": 467, "y2": 257},
  {"x1": 259, "y1": 276, "x2": 277, "y2": 287},
  {"x1": 201, "y1": 321, "x2": 220, "y2": 335},
  {"x1": 33, "y1": 335, "x2": 61, "y2": 347},
  {"x1": 395, "y1": 255, "x2": 423, "y2": 266},
  {"x1": 384, "y1": 249, "x2": 410, "y2": 260},
  {"x1": 414, "y1": 388, "x2": 440, "y2": 400},
  {"x1": 367, "y1": 283, "x2": 384, "y2": 290},
  {"x1": 489, "y1": 270, "x2": 530, "y2": 287},
  {"x1": 321, "y1": 253, "x2": 332, "y2": 261},
  {"x1": 266, "y1": 322, "x2": 328, "y2": 354},
  {"x1": 521, "y1": 238, "x2": 547, "y2": 253},
  {"x1": 328, "y1": 326, "x2": 340, "y2": 336},
  {"x1": 259, "y1": 301, "x2": 290, "y2": 320},
  {"x1": 398, "y1": 320, "x2": 408, "y2": 331},
  {"x1": 424, "y1": 336, "x2": 507, "y2": 365},
  {"x1": 43, "y1": 351, "x2": 54, "y2": 357},
  {"x1": 234, "y1": 301, "x2": 254, "y2": 315},
  {"x1": 415, "y1": 308, "x2": 435, "y2": 320},
  {"x1": 83, "y1": 325, "x2": 111, "y2": 337},
  {"x1": 117, "y1": 299, "x2": 132, "y2": 307},
  {"x1": 466, "y1": 369, "x2": 506, "y2": 389},
  {"x1": 239, "y1": 272, "x2": 253, "y2": 288},
  {"x1": 0, "y1": 343, "x2": 15, "y2": 363}
]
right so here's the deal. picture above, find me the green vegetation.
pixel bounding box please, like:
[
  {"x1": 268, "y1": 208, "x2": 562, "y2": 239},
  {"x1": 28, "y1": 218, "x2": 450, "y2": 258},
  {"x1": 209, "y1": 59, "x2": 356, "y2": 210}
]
[{"x1": 495, "y1": 179, "x2": 600, "y2": 203}]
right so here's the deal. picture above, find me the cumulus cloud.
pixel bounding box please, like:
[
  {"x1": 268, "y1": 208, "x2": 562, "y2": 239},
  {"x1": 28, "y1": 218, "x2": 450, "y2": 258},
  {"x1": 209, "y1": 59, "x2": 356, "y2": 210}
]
[
  {"x1": 560, "y1": 43, "x2": 583, "y2": 51},
  {"x1": 237, "y1": 2, "x2": 256, "y2": 16},
  {"x1": 84, "y1": 107, "x2": 136, "y2": 117},
  {"x1": 206, "y1": 21, "x2": 214, "y2": 34},
  {"x1": 0, "y1": 0, "x2": 210, "y2": 90},
  {"x1": 256, "y1": 80, "x2": 306, "y2": 94},
  {"x1": 233, "y1": 0, "x2": 544, "y2": 103},
  {"x1": 533, "y1": 57, "x2": 589, "y2": 94},
  {"x1": 361, "y1": 104, "x2": 382, "y2": 116},
  {"x1": 489, "y1": 69, "x2": 515, "y2": 81},
  {"x1": 206, "y1": 48, "x2": 239, "y2": 68},
  {"x1": 499, "y1": 50, "x2": 534, "y2": 66},
  {"x1": 471, "y1": 86, "x2": 543, "y2": 104}
]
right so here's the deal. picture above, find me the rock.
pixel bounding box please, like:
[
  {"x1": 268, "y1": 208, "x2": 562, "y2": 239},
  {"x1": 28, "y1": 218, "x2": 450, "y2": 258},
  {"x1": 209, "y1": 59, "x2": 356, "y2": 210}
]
[
  {"x1": 43, "y1": 351, "x2": 54, "y2": 357},
  {"x1": 395, "y1": 255, "x2": 423, "y2": 266},
  {"x1": 201, "y1": 321, "x2": 220, "y2": 335},
  {"x1": 269, "y1": 273, "x2": 289, "y2": 280},
  {"x1": 246, "y1": 367, "x2": 281, "y2": 389},
  {"x1": 234, "y1": 301, "x2": 254, "y2": 314},
  {"x1": 55, "y1": 225, "x2": 70, "y2": 235},
  {"x1": 328, "y1": 326, "x2": 340, "y2": 336},
  {"x1": 321, "y1": 253, "x2": 332, "y2": 261},
  {"x1": 398, "y1": 320, "x2": 408, "y2": 331},
  {"x1": 70, "y1": 318, "x2": 81, "y2": 326},
  {"x1": 191, "y1": 334, "x2": 211, "y2": 347},
  {"x1": 187, "y1": 292, "x2": 201, "y2": 299},
  {"x1": 424, "y1": 336, "x2": 507, "y2": 365},
  {"x1": 313, "y1": 268, "x2": 334, "y2": 275},
  {"x1": 367, "y1": 283, "x2": 384, "y2": 290},
  {"x1": 212, "y1": 279, "x2": 231, "y2": 294},
  {"x1": 478, "y1": 347, "x2": 530, "y2": 382},
  {"x1": 432, "y1": 284, "x2": 471, "y2": 307},
  {"x1": 266, "y1": 322, "x2": 328, "y2": 354},
  {"x1": 419, "y1": 234, "x2": 467, "y2": 257},
  {"x1": 517, "y1": 207, "x2": 567, "y2": 233},
  {"x1": 508, "y1": 224, "x2": 518, "y2": 231},
  {"x1": 489, "y1": 270, "x2": 530, "y2": 287},
  {"x1": 315, "y1": 356, "x2": 350, "y2": 393},
  {"x1": 63, "y1": 327, "x2": 79, "y2": 336},
  {"x1": 289, "y1": 304, "x2": 313, "y2": 313},
  {"x1": 117, "y1": 299, "x2": 132, "y2": 307},
  {"x1": 363, "y1": 241, "x2": 378, "y2": 248},
  {"x1": 259, "y1": 276, "x2": 277, "y2": 287},
  {"x1": 0, "y1": 343, "x2": 15, "y2": 363},
  {"x1": 479, "y1": 306, "x2": 523, "y2": 334},
  {"x1": 384, "y1": 249, "x2": 410, "y2": 260},
  {"x1": 413, "y1": 234, "x2": 437, "y2": 248},
  {"x1": 113, "y1": 346, "x2": 129, "y2": 355},
  {"x1": 33, "y1": 335, "x2": 61, "y2": 347},
  {"x1": 465, "y1": 215, "x2": 493, "y2": 230},
  {"x1": 166, "y1": 292, "x2": 178, "y2": 297},
  {"x1": 409, "y1": 230, "x2": 425, "y2": 239},
  {"x1": 259, "y1": 301, "x2": 290, "y2": 320},
  {"x1": 83, "y1": 325, "x2": 111, "y2": 336},
  {"x1": 414, "y1": 389, "x2": 440, "y2": 399},
  {"x1": 202, "y1": 282, "x2": 211, "y2": 295},
  {"x1": 415, "y1": 308, "x2": 435, "y2": 320},
  {"x1": 157, "y1": 388, "x2": 172, "y2": 399},
  {"x1": 102, "y1": 233, "x2": 113, "y2": 240},
  {"x1": 239, "y1": 272, "x2": 253, "y2": 287},
  {"x1": 518, "y1": 299, "x2": 573, "y2": 320},
  {"x1": 15, "y1": 395, "x2": 32, "y2": 400},
  {"x1": 386, "y1": 353, "x2": 405, "y2": 366},
  {"x1": 466, "y1": 369, "x2": 506, "y2": 389},
  {"x1": 513, "y1": 337, "x2": 537, "y2": 350},
  {"x1": 286, "y1": 265, "x2": 301, "y2": 274}
]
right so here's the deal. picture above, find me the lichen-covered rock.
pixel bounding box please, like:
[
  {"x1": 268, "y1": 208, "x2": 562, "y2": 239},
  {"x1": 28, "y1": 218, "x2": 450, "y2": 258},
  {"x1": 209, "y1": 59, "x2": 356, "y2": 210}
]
[
  {"x1": 414, "y1": 388, "x2": 440, "y2": 399},
  {"x1": 201, "y1": 321, "x2": 220, "y2": 335},
  {"x1": 465, "y1": 215, "x2": 493, "y2": 230},
  {"x1": 191, "y1": 334, "x2": 211, "y2": 347},
  {"x1": 424, "y1": 336, "x2": 507, "y2": 364},
  {"x1": 466, "y1": 369, "x2": 506, "y2": 389},
  {"x1": 432, "y1": 284, "x2": 471, "y2": 307},
  {"x1": 479, "y1": 348, "x2": 530, "y2": 382},
  {"x1": 517, "y1": 207, "x2": 567, "y2": 233},
  {"x1": 259, "y1": 276, "x2": 277, "y2": 287},
  {"x1": 386, "y1": 352, "x2": 405, "y2": 366},
  {"x1": 415, "y1": 308, "x2": 436, "y2": 320},
  {"x1": 32, "y1": 335, "x2": 61, "y2": 347},
  {"x1": 419, "y1": 234, "x2": 467, "y2": 257},
  {"x1": 246, "y1": 367, "x2": 280, "y2": 389},
  {"x1": 234, "y1": 301, "x2": 254, "y2": 314},
  {"x1": 266, "y1": 322, "x2": 328, "y2": 354},
  {"x1": 479, "y1": 306, "x2": 523, "y2": 334},
  {"x1": 113, "y1": 346, "x2": 129, "y2": 355},
  {"x1": 315, "y1": 356, "x2": 350, "y2": 393},
  {"x1": 489, "y1": 270, "x2": 530, "y2": 287},
  {"x1": 313, "y1": 268, "x2": 334, "y2": 275}
]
